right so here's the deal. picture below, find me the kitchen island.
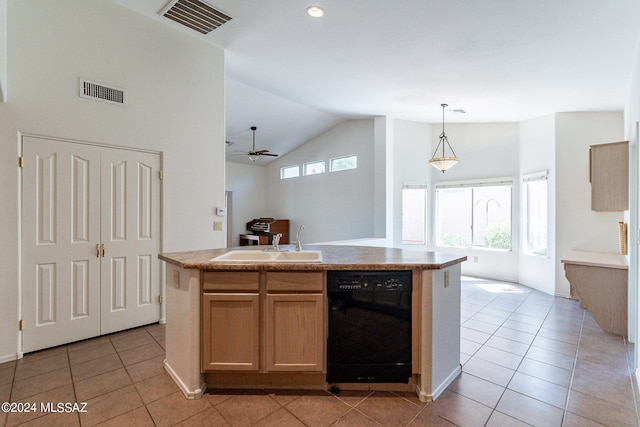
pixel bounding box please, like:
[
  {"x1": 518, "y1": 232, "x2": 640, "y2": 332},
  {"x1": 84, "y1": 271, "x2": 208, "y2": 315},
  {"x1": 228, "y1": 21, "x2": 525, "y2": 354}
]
[{"x1": 159, "y1": 245, "x2": 466, "y2": 403}]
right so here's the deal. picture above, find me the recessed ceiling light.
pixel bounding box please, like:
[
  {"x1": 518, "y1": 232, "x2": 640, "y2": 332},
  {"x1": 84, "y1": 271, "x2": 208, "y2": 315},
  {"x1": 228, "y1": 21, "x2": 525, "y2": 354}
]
[{"x1": 307, "y1": 6, "x2": 324, "y2": 17}]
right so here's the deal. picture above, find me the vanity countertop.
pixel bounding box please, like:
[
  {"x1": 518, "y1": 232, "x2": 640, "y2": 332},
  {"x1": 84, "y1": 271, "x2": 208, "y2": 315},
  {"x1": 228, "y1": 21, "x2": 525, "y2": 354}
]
[{"x1": 561, "y1": 249, "x2": 628, "y2": 270}]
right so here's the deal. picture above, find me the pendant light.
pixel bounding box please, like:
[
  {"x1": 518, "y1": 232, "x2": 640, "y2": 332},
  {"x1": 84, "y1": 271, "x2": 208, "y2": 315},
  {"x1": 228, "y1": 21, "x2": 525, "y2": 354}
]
[{"x1": 429, "y1": 103, "x2": 459, "y2": 173}]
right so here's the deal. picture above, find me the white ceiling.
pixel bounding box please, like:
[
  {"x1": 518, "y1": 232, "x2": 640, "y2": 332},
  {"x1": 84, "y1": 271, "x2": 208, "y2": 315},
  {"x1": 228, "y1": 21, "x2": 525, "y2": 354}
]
[{"x1": 115, "y1": 0, "x2": 640, "y2": 164}]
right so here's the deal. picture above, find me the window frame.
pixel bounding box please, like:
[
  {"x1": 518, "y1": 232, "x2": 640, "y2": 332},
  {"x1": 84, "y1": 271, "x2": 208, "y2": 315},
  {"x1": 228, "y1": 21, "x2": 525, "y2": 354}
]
[
  {"x1": 435, "y1": 177, "x2": 513, "y2": 251},
  {"x1": 280, "y1": 165, "x2": 300, "y2": 179},
  {"x1": 522, "y1": 171, "x2": 549, "y2": 257},
  {"x1": 329, "y1": 155, "x2": 358, "y2": 172},
  {"x1": 303, "y1": 160, "x2": 326, "y2": 176}
]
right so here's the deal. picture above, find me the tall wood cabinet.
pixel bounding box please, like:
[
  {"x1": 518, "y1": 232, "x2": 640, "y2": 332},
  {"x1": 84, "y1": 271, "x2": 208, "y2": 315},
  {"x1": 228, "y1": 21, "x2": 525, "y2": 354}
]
[
  {"x1": 201, "y1": 270, "x2": 325, "y2": 373},
  {"x1": 590, "y1": 141, "x2": 629, "y2": 211}
]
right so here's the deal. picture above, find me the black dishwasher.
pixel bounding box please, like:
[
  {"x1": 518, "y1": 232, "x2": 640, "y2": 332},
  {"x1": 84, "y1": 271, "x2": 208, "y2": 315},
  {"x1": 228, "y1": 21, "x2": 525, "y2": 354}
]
[{"x1": 327, "y1": 270, "x2": 412, "y2": 384}]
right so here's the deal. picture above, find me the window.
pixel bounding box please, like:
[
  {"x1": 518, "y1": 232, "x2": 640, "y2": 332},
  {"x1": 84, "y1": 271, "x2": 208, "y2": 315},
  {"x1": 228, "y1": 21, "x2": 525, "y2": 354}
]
[
  {"x1": 523, "y1": 172, "x2": 548, "y2": 256},
  {"x1": 280, "y1": 165, "x2": 299, "y2": 179},
  {"x1": 436, "y1": 180, "x2": 512, "y2": 250},
  {"x1": 303, "y1": 161, "x2": 325, "y2": 176},
  {"x1": 330, "y1": 155, "x2": 357, "y2": 172},
  {"x1": 402, "y1": 186, "x2": 427, "y2": 244}
]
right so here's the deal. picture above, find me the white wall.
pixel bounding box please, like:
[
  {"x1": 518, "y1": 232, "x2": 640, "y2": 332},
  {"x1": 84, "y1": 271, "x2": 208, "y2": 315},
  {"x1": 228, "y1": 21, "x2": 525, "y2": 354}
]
[
  {"x1": 554, "y1": 112, "x2": 624, "y2": 296},
  {"x1": 0, "y1": 0, "x2": 226, "y2": 361},
  {"x1": 428, "y1": 122, "x2": 521, "y2": 282},
  {"x1": 225, "y1": 162, "x2": 267, "y2": 247},
  {"x1": 624, "y1": 30, "x2": 640, "y2": 373},
  {"x1": 0, "y1": 0, "x2": 6, "y2": 102},
  {"x1": 519, "y1": 114, "x2": 556, "y2": 294},
  {"x1": 264, "y1": 119, "x2": 374, "y2": 244}
]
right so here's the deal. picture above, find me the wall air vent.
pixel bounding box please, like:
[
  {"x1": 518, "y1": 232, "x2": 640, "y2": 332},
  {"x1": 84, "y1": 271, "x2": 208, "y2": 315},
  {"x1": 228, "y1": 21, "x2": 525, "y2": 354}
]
[
  {"x1": 79, "y1": 79, "x2": 126, "y2": 106},
  {"x1": 160, "y1": 0, "x2": 233, "y2": 35}
]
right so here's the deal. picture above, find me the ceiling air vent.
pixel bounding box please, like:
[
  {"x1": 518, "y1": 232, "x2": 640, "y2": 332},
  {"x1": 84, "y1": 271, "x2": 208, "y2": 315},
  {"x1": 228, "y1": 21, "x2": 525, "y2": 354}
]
[
  {"x1": 160, "y1": 0, "x2": 233, "y2": 35},
  {"x1": 79, "y1": 79, "x2": 126, "y2": 106}
]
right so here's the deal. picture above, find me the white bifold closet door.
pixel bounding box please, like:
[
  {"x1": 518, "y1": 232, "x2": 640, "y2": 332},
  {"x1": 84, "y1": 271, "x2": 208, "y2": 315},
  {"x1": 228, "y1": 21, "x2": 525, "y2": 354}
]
[{"x1": 21, "y1": 135, "x2": 161, "y2": 352}]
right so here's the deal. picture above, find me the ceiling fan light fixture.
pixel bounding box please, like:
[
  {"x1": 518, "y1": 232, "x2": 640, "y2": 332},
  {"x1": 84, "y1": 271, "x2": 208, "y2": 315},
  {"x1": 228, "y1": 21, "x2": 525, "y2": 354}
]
[
  {"x1": 248, "y1": 153, "x2": 259, "y2": 162},
  {"x1": 307, "y1": 6, "x2": 324, "y2": 17},
  {"x1": 429, "y1": 103, "x2": 460, "y2": 173}
]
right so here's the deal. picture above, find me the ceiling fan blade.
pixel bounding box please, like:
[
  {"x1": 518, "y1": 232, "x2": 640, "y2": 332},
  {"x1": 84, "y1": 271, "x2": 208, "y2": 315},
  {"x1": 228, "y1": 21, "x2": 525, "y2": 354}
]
[
  {"x1": 261, "y1": 153, "x2": 279, "y2": 157},
  {"x1": 255, "y1": 149, "x2": 270, "y2": 154}
]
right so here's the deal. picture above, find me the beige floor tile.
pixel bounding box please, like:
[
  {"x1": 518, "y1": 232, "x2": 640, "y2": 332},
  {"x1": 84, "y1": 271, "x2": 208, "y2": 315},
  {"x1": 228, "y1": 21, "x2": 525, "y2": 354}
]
[
  {"x1": 111, "y1": 331, "x2": 155, "y2": 352},
  {"x1": 146, "y1": 391, "x2": 212, "y2": 427},
  {"x1": 125, "y1": 354, "x2": 166, "y2": 383},
  {"x1": 500, "y1": 319, "x2": 540, "y2": 335},
  {"x1": 14, "y1": 353, "x2": 69, "y2": 381},
  {"x1": 571, "y1": 358, "x2": 636, "y2": 410},
  {"x1": 447, "y1": 372, "x2": 505, "y2": 408},
  {"x1": 14, "y1": 410, "x2": 80, "y2": 427},
  {"x1": 523, "y1": 346, "x2": 575, "y2": 371},
  {"x1": 118, "y1": 341, "x2": 164, "y2": 366},
  {"x1": 495, "y1": 389, "x2": 563, "y2": 427},
  {"x1": 213, "y1": 391, "x2": 282, "y2": 427},
  {"x1": 70, "y1": 353, "x2": 123, "y2": 382},
  {"x1": 516, "y1": 358, "x2": 572, "y2": 387},
  {"x1": 285, "y1": 393, "x2": 351, "y2": 426},
  {"x1": 79, "y1": 384, "x2": 144, "y2": 426},
  {"x1": 68, "y1": 341, "x2": 117, "y2": 365},
  {"x1": 253, "y1": 407, "x2": 307, "y2": 426},
  {"x1": 354, "y1": 391, "x2": 424, "y2": 426},
  {"x1": 174, "y1": 406, "x2": 230, "y2": 426},
  {"x1": 473, "y1": 345, "x2": 523, "y2": 370},
  {"x1": 19, "y1": 345, "x2": 68, "y2": 363},
  {"x1": 566, "y1": 389, "x2": 639, "y2": 427},
  {"x1": 331, "y1": 408, "x2": 383, "y2": 426},
  {"x1": 5, "y1": 384, "x2": 75, "y2": 427},
  {"x1": 409, "y1": 406, "x2": 457, "y2": 426},
  {"x1": 0, "y1": 364, "x2": 15, "y2": 386},
  {"x1": 10, "y1": 366, "x2": 72, "y2": 401},
  {"x1": 94, "y1": 406, "x2": 155, "y2": 427},
  {"x1": 430, "y1": 389, "x2": 493, "y2": 427},
  {"x1": 74, "y1": 367, "x2": 132, "y2": 401},
  {"x1": 134, "y1": 372, "x2": 180, "y2": 404},
  {"x1": 562, "y1": 411, "x2": 607, "y2": 427},
  {"x1": 463, "y1": 357, "x2": 515, "y2": 387},
  {"x1": 485, "y1": 410, "x2": 532, "y2": 427},
  {"x1": 507, "y1": 372, "x2": 567, "y2": 409}
]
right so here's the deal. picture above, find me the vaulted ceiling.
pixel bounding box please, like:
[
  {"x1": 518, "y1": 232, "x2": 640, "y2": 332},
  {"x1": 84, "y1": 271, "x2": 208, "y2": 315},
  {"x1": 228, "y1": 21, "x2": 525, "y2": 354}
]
[{"x1": 116, "y1": 0, "x2": 640, "y2": 164}]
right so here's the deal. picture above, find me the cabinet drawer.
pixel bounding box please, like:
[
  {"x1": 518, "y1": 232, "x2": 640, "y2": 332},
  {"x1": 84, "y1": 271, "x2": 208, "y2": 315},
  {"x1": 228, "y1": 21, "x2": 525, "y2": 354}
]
[
  {"x1": 203, "y1": 271, "x2": 260, "y2": 291},
  {"x1": 266, "y1": 272, "x2": 324, "y2": 292}
]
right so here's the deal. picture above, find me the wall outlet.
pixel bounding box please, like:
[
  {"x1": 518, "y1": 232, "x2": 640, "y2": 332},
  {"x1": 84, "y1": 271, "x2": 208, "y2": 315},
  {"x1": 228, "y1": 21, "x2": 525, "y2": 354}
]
[
  {"x1": 473, "y1": 256, "x2": 479, "y2": 263},
  {"x1": 213, "y1": 221, "x2": 223, "y2": 231},
  {"x1": 444, "y1": 270, "x2": 450, "y2": 288}
]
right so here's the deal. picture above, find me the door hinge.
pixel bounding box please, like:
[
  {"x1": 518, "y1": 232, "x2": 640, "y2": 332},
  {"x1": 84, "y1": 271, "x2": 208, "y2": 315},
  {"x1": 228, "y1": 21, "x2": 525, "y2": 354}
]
[
  {"x1": 18, "y1": 157, "x2": 24, "y2": 168},
  {"x1": 158, "y1": 295, "x2": 163, "y2": 304},
  {"x1": 159, "y1": 170, "x2": 163, "y2": 180},
  {"x1": 19, "y1": 319, "x2": 23, "y2": 331}
]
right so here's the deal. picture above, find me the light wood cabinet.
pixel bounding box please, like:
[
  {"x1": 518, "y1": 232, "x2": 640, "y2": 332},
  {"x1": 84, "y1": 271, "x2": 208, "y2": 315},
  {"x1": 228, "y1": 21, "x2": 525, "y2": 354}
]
[
  {"x1": 202, "y1": 292, "x2": 260, "y2": 371},
  {"x1": 202, "y1": 271, "x2": 260, "y2": 371},
  {"x1": 201, "y1": 270, "x2": 324, "y2": 373},
  {"x1": 590, "y1": 141, "x2": 629, "y2": 211},
  {"x1": 266, "y1": 293, "x2": 324, "y2": 371}
]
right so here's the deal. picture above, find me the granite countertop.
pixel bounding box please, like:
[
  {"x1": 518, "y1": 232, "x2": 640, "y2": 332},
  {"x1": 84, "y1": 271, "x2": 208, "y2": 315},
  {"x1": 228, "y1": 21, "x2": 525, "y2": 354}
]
[
  {"x1": 159, "y1": 245, "x2": 467, "y2": 271},
  {"x1": 561, "y1": 249, "x2": 628, "y2": 270}
]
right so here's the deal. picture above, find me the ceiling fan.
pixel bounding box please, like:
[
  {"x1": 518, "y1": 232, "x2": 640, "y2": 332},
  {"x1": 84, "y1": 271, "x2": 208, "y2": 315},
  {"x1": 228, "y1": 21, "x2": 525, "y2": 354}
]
[{"x1": 244, "y1": 126, "x2": 279, "y2": 161}]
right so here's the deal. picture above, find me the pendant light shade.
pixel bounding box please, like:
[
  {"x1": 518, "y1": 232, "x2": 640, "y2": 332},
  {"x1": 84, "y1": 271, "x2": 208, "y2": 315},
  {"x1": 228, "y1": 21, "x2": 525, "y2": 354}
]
[{"x1": 429, "y1": 104, "x2": 459, "y2": 173}]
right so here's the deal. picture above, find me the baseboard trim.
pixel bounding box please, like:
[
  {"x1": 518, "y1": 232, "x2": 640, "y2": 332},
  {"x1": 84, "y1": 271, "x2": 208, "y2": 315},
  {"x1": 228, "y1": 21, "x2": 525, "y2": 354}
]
[
  {"x1": 164, "y1": 359, "x2": 206, "y2": 400},
  {"x1": 415, "y1": 364, "x2": 462, "y2": 403}
]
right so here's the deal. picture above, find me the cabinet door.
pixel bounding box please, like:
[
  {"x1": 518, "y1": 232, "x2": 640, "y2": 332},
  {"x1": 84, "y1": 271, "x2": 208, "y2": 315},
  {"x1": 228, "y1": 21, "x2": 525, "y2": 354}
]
[
  {"x1": 590, "y1": 141, "x2": 628, "y2": 211},
  {"x1": 202, "y1": 293, "x2": 260, "y2": 371},
  {"x1": 265, "y1": 293, "x2": 324, "y2": 371}
]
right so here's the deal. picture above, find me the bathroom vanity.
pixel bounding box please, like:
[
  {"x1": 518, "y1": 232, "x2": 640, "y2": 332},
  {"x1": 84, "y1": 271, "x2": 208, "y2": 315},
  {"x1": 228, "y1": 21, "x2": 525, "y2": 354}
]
[{"x1": 158, "y1": 245, "x2": 466, "y2": 402}]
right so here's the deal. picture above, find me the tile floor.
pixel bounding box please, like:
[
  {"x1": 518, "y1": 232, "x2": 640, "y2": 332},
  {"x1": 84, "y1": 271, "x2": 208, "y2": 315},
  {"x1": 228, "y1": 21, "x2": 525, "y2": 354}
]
[{"x1": 0, "y1": 277, "x2": 638, "y2": 426}]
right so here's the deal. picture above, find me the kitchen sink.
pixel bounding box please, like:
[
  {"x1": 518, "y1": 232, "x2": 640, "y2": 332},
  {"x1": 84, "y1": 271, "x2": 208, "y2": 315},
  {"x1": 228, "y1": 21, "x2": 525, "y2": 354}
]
[{"x1": 210, "y1": 250, "x2": 322, "y2": 263}]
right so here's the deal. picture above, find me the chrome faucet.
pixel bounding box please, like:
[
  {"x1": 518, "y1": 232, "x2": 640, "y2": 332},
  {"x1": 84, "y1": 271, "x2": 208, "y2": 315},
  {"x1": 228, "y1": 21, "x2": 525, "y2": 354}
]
[
  {"x1": 272, "y1": 233, "x2": 282, "y2": 251},
  {"x1": 291, "y1": 225, "x2": 304, "y2": 251}
]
